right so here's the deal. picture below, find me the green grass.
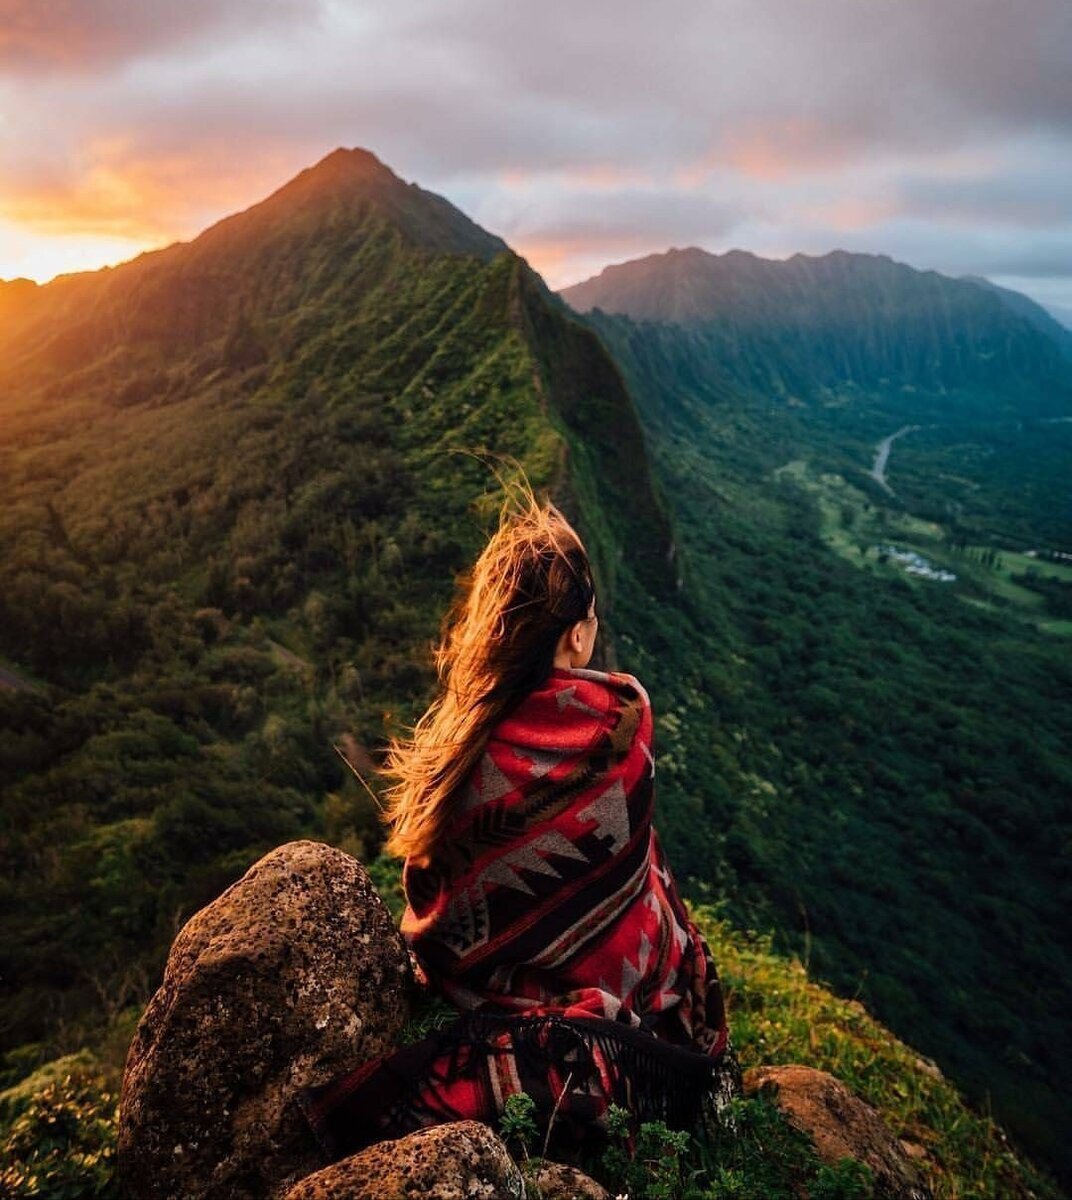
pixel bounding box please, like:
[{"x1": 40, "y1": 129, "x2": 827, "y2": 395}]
[
  {"x1": 777, "y1": 458, "x2": 1072, "y2": 636},
  {"x1": 699, "y1": 908, "x2": 1058, "y2": 1200}
]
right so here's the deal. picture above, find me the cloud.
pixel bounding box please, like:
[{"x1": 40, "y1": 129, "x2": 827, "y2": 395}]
[
  {"x1": 0, "y1": 131, "x2": 300, "y2": 240},
  {"x1": 0, "y1": 0, "x2": 1069, "y2": 307},
  {"x1": 0, "y1": 0, "x2": 317, "y2": 74}
]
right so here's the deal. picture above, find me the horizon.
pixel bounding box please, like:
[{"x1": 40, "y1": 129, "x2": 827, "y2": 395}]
[
  {"x1": 3, "y1": 143, "x2": 1071, "y2": 331},
  {"x1": 1, "y1": 1, "x2": 1069, "y2": 319}
]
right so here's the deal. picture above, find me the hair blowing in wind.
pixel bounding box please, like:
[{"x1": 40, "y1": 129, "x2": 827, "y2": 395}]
[{"x1": 381, "y1": 482, "x2": 596, "y2": 864}]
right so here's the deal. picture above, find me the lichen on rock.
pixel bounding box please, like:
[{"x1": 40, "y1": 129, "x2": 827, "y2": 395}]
[
  {"x1": 524, "y1": 1159, "x2": 611, "y2": 1199},
  {"x1": 744, "y1": 1064, "x2": 934, "y2": 1200},
  {"x1": 281, "y1": 1120, "x2": 526, "y2": 1199},
  {"x1": 117, "y1": 840, "x2": 412, "y2": 1200}
]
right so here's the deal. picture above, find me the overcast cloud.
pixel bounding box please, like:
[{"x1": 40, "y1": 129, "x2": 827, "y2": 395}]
[{"x1": 1, "y1": 0, "x2": 1069, "y2": 315}]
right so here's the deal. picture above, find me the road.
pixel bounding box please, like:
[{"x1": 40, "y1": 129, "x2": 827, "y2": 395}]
[{"x1": 870, "y1": 424, "x2": 922, "y2": 494}]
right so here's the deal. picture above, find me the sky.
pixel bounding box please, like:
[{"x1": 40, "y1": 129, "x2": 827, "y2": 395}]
[{"x1": 1, "y1": 0, "x2": 1070, "y2": 319}]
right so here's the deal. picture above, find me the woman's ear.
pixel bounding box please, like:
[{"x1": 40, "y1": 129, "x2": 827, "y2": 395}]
[{"x1": 570, "y1": 620, "x2": 586, "y2": 655}]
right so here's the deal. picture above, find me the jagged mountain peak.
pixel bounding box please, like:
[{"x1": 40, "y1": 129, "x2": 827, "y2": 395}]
[
  {"x1": 561, "y1": 244, "x2": 933, "y2": 325},
  {"x1": 564, "y1": 242, "x2": 1072, "y2": 408},
  {"x1": 241, "y1": 145, "x2": 408, "y2": 218},
  {"x1": 561, "y1": 242, "x2": 1045, "y2": 335}
]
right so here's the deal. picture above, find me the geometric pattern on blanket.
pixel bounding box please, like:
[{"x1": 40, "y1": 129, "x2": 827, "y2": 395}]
[{"x1": 297, "y1": 666, "x2": 730, "y2": 1159}]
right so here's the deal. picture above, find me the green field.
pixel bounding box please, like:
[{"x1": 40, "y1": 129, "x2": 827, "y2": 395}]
[{"x1": 774, "y1": 458, "x2": 1072, "y2": 636}]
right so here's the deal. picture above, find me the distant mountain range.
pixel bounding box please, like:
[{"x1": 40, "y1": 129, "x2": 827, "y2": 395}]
[
  {"x1": 959, "y1": 273, "x2": 1072, "y2": 357},
  {"x1": 561, "y1": 246, "x2": 1072, "y2": 414}
]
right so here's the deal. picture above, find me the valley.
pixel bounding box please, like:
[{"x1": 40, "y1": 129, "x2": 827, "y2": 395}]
[{"x1": 572, "y1": 259, "x2": 1072, "y2": 1179}]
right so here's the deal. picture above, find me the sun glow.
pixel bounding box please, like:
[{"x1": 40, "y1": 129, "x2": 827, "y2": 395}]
[
  {"x1": 0, "y1": 218, "x2": 164, "y2": 283},
  {"x1": 0, "y1": 138, "x2": 296, "y2": 285}
]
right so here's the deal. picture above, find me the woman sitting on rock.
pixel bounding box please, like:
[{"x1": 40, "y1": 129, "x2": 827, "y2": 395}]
[{"x1": 298, "y1": 485, "x2": 737, "y2": 1160}]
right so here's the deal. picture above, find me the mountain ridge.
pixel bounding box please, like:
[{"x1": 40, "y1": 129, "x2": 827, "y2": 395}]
[
  {"x1": 0, "y1": 147, "x2": 508, "y2": 377},
  {"x1": 561, "y1": 244, "x2": 1072, "y2": 414}
]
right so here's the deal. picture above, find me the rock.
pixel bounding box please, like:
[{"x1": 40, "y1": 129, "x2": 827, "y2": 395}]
[
  {"x1": 899, "y1": 1139, "x2": 930, "y2": 1162},
  {"x1": 525, "y1": 1160, "x2": 610, "y2": 1199},
  {"x1": 118, "y1": 840, "x2": 411, "y2": 1200},
  {"x1": 743, "y1": 1065, "x2": 933, "y2": 1200},
  {"x1": 281, "y1": 1121, "x2": 525, "y2": 1199}
]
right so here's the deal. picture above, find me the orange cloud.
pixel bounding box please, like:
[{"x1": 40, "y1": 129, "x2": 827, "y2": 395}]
[
  {"x1": 569, "y1": 164, "x2": 655, "y2": 189},
  {"x1": 0, "y1": 136, "x2": 291, "y2": 237},
  {"x1": 499, "y1": 163, "x2": 654, "y2": 191},
  {"x1": 796, "y1": 197, "x2": 902, "y2": 230},
  {"x1": 680, "y1": 117, "x2": 861, "y2": 186},
  {"x1": 0, "y1": 134, "x2": 296, "y2": 280}
]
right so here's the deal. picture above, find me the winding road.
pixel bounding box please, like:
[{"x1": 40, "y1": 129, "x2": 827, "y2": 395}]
[
  {"x1": 870, "y1": 424, "x2": 923, "y2": 495},
  {"x1": 871, "y1": 415, "x2": 1069, "y2": 496}
]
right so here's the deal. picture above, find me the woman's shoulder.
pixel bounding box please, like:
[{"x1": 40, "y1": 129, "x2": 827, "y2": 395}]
[
  {"x1": 550, "y1": 665, "x2": 651, "y2": 709},
  {"x1": 491, "y1": 666, "x2": 650, "y2": 754}
]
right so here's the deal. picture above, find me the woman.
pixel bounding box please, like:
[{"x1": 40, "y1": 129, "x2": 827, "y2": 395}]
[{"x1": 297, "y1": 487, "x2": 735, "y2": 1160}]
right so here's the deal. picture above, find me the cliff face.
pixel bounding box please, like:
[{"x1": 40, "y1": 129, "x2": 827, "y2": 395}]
[{"x1": 562, "y1": 246, "x2": 1072, "y2": 414}]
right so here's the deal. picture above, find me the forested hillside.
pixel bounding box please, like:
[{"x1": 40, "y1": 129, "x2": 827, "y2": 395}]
[
  {"x1": 562, "y1": 251, "x2": 1072, "y2": 1180},
  {"x1": 0, "y1": 147, "x2": 670, "y2": 1066},
  {"x1": 0, "y1": 148, "x2": 1068, "y2": 1195}
]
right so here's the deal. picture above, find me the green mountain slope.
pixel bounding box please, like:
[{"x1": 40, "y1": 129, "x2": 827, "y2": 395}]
[
  {"x1": 561, "y1": 261, "x2": 1072, "y2": 1182},
  {"x1": 960, "y1": 273, "x2": 1072, "y2": 362},
  {"x1": 0, "y1": 147, "x2": 669, "y2": 1059}
]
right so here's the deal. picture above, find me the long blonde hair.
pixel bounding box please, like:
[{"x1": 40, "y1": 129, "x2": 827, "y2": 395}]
[{"x1": 381, "y1": 481, "x2": 596, "y2": 863}]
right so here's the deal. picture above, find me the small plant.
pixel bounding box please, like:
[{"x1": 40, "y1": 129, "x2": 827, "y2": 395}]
[
  {"x1": 601, "y1": 1103, "x2": 695, "y2": 1200},
  {"x1": 0, "y1": 1071, "x2": 119, "y2": 1199},
  {"x1": 500, "y1": 1091, "x2": 540, "y2": 1161},
  {"x1": 810, "y1": 1158, "x2": 875, "y2": 1200}
]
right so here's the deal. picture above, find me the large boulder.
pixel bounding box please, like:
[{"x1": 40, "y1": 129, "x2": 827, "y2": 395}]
[
  {"x1": 744, "y1": 1065, "x2": 933, "y2": 1200},
  {"x1": 118, "y1": 840, "x2": 411, "y2": 1200},
  {"x1": 281, "y1": 1121, "x2": 525, "y2": 1199}
]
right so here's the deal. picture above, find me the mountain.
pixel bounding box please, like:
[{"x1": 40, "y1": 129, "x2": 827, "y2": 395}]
[
  {"x1": 0, "y1": 148, "x2": 508, "y2": 381},
  {"x1": 564, "y1": 246, "x2": 1072, "y2": 552},
  {"x1": 0, "y1": 150, "x2": 1068, "y2": 1194},
  {"x1": 959, "y1": 273, "x2": 1072, "y2": 361},
  {"x1": 0, "y1": 146, "x2": 671, "y2": 1060},
  {"x1": 1043, "y1": 301, "x2": 1072, "y2": 331},
  {"x1": 562, "y1": 247, "x2": 1072, "y2": 417}
]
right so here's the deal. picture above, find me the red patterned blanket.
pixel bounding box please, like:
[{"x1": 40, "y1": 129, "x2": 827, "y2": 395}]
[{"x1": 297, "y1": 666, "x2": 729, "y2": 1158}]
